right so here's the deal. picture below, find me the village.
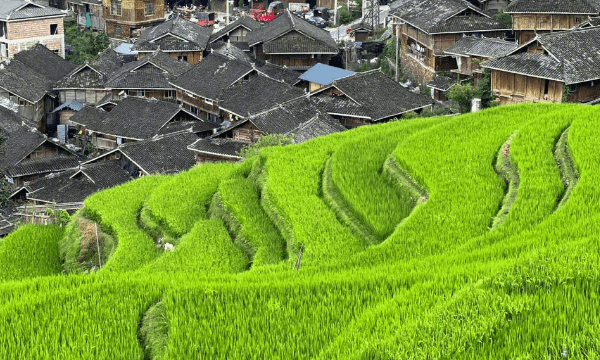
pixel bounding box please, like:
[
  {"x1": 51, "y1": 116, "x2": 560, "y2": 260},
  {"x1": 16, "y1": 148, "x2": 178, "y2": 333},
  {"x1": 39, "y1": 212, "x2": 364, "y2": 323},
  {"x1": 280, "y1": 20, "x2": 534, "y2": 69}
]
[{"x1": 0, "y1": 0, "x2": 599, "y2": 233}]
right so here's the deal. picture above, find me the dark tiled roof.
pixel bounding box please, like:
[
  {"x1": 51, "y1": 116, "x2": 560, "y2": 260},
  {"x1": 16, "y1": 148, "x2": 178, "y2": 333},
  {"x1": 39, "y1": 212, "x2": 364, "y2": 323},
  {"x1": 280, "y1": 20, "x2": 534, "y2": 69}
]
[
  {"x1": 0, "y1": 108, "x2": 46, "y2": 171},
  {"x1": 445, "y1": 36, "x2": 518, "y2": 58},
  {"x1": 5, "y1": 156, "x2": 80, "y2": 178},
  {"x1": 289, "y1": 113, "x2": 347, "y2": 143},
  {"x1": 13, "y1": 44, "x2": 77, "y2": 83},
  {"x1": 482, "y1": 28, "x2": 600, "y2": 84},
  {"x1": 0, "y1": 1, "x2": 65, "y2": 20},
  {"x1": 429, "y1": 15, "x2": 509, "y2": 34},
  {"x1": 351, "y1": 22, "x2": 373, "y2": 31},
  {"x1": 0, "y1": 45, "x2": 76, "y2": 103},
  {"x1": 170, "y1": 53, "x2": 254, "y2": 101},
  {"x1": 105, "y1": 51, "x2": 189, "y2": 89},
  {"x1": 55, "y1": 48, "x2": 124, "y2": 89},
  {"x1": 256, "y1": 62, "x2": 300, "y2": 85},
  {"x1": 69, "y1": 97, "x2": 184, "y2": 139},
  {"x1": 236, "y1": 97, "x2": 343, "y2": 141},
  {"x1": 133, "y1": 17, "x2": 213, "y2": 52},
  {"x1": 308, "y1": 94, "x2": 370, "y2": 118},
  {"x1": 506, "y1": 0, "x2": 600, "y2": 14},
  {"x1": 330, "y1": 70, "x2": 433, "y2": 121},
  {"x1": 25, "y1": 161, "x2": 132, "y2": 204},
  {"x1": 482, "y1": 52, "x2": 562, "y2": 81},
  {"x1": 210, "y1": 41, "x2": 254, "y2": 63},
  {"x1": 117, "y1": 132, "x2": 198, "y2": 174},
  {"x1": 219, "y1": 75, "x2": 305, "y2": 118},
  {"x1": 392, "y1": 0, "x2": 506, "y2": 34},
  {"x1": 263, "y1": 36, "x2": 339, "y2": 54},
  {"x1": 247, "y1": 11, "x2": 337, "y2": 53},
  {"x1": 157, "y1": 121, "x2": 218, "y2": 136},
  {"x1": 187, "y1": 137, "x2": 245, "y2": 159},
  {"x1": 427, "y1": 76, "x2": 459, "y2": 91},
  {"x1": 209, "y1": 16, "x2": 262, "y2": 43}
]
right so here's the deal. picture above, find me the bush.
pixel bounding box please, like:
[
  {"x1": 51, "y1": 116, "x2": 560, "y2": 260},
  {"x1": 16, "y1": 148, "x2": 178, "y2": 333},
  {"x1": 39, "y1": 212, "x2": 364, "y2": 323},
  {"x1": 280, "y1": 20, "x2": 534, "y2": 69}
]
[{"x1": 447, "y1": 83, "x2": 477, "y2": 113}]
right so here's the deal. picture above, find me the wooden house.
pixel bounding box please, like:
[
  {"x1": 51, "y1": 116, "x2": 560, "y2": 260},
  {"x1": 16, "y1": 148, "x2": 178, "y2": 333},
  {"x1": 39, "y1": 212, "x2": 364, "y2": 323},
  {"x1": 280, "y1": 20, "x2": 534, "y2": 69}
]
[
  {"x1": 0, "y1": 106, "x2": 81, "y2": 186},
  {"x1": 170, "y1": 52, "x2": 256, "y2": 123},
  {"x1": 296, "y1": 63, "x2": 354, "y2": 92},
  {"x1": 350, "y1": 22, "x2": 372, "y2": 42},
  {"x1": 219, "y1": 74, "x2": 305, "y2": 122},
  {"x1": 190, "y1": 97, "x2": 345, "y2": 163},
  {"x1": 104, "y1": 50, "x2": 190, "y2": 101},
  {"x1": 20, "y1": 160, "x2": 132, "y2": 207},
  {"x1": 208, "y1": 16, "x2": 261, "y2": 49},
  {"x1": 68, "y1": 96, "x2": 211, "y2": 151},
  {"x1": 247, "y1": 10, "x2": 338, "y2": 71},
  {"x1": 426, "y1": 76, "x2": 458, "y2": 101},
  {"x1": 83, "y1": 131, "x2": 200, "y2": 176},
  {"x1": 506, "y1": 0, "x2": 600, "y2": 44},
  {"x1": 54, "y1": 48, "x2": 124, "y2": 107},
  {"x1": 0, "y1": 45, "x2": 76, "y2": 130},
  {"x1": 444, "y1": 36, "x2": 517, "y2": 84},
  {"x1": 309, "y1": 70, "x2": 433, "y2": 127},
  {"x1": 390, "y1": 0, "x2": 509, "y2": 83},
  {"x1": 482, "y1": 27, "x2": 600, "y2": 105},
  {"x1": 68, "y1": 0, "x2": 105, "y2": 31},
  {"x1": 211, "y1": 97, "x2": 345, "y2": 144},
  {"x1": 187, "y1": 137, "x2": 244, "y2": 164},
  {"x1": 132, "y1": 16, "x2": 212, "y2": 64},
  {"x1": 102, "y1": 0, "x2": 165, "y2": 40}
]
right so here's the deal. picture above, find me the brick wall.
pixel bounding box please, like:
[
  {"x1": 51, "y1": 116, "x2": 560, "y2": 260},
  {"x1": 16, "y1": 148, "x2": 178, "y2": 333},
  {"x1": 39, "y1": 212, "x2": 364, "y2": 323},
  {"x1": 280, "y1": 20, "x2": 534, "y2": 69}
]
[{"x1": 7, "y1": 18, "x2": 64, "y2": 40}]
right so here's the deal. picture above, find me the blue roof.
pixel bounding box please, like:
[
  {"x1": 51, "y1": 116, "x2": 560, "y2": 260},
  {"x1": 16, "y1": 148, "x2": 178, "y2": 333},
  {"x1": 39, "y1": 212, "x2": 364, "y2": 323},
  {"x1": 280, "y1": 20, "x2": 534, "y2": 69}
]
[
  {"x1": 115, "y1": 43, "x2": 137, "y2": 55},
  {"x1": 298, "y1": 63, "x2": 354, "y2": 86},
  {"x1": 52, "y1": 100, "x2": 84, "y2": 113}
]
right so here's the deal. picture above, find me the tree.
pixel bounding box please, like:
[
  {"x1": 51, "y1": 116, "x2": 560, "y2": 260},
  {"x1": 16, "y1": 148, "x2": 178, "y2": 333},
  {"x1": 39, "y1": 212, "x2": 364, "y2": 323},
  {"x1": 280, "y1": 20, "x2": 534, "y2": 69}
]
[
  {"x1": 338, "y1": 4, "x2": 353, "y2": 25},
  {"x1": 475, "y1": 68, "x2": 498, "y2": 109},
  {"x1": 237, "y1": 134, "x2": 294, "y2": 158},
  {"x1": 238, "y1": 0, "x2": 244, "y2": 8},
  {"x1": 447, "y1": 83, "x2": 477, "y2": 113},
  {"x1": 64, "y1": 19, "x2": 110, "y2": 63},
  {"x1": 495, "y1": 10, "x2": 513, "y2": 27}
]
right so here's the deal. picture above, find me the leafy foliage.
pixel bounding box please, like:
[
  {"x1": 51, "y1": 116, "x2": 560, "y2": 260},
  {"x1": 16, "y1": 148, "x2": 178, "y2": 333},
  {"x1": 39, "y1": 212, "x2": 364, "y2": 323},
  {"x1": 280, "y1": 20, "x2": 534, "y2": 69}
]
[{"x1": 64, "y1": 19, "x2": 110, "y2": 63}]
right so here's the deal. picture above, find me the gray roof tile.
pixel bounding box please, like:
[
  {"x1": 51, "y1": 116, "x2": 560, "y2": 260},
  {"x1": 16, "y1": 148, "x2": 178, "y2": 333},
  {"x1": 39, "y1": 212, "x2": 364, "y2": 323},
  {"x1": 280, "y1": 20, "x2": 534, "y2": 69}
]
[
  {"x1": 506, "y1": 0, "x2": 600, "y2": 14},
  {"x1": 133, "y1": 17, "x2": 213, "y2": 52},
  {"x1": 187, "y1": 137, "x2": 245, "y2": 158},
  {"x1": 445, "y1": 36, "x2": 518, "y2": 58},
  {"x1": 482, "y1": 28, "x2": 600, "y2": 84},
  {"x1": 329, "y1": 70, "x2": 433, "y2": 121},
  {"x1": 170, "y1": 53, "x2": 254, "y2": 101}
]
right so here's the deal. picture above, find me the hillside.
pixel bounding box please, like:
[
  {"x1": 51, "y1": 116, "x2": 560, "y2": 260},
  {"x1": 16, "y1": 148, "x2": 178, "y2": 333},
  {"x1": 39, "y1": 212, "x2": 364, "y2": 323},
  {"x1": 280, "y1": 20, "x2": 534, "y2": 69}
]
[{"x1": 0, "y1": 103, "x2": 599, "y2": 359}]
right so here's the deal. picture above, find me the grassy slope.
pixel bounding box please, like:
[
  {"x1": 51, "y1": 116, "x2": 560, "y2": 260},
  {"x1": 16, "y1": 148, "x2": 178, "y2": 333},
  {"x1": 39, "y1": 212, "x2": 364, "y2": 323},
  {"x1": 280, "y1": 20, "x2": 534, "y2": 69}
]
[{"x1": 0, "y1": 104, "x2": 599, "y2": 359}]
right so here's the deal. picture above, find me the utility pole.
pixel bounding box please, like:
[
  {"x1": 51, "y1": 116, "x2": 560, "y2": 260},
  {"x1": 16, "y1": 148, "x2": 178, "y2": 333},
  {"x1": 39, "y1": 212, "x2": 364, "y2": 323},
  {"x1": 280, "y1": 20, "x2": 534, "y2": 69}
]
[
  {"x1": 395, "y1": 23, "x2": 399, "y2": 81},
  {"x1": 226, "y1": 0, "x2": 230, "y2": 25}
]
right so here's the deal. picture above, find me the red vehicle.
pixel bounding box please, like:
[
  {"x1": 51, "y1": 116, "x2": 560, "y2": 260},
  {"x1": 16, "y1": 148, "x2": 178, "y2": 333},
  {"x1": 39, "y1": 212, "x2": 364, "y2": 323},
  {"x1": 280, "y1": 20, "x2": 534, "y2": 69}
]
[
  {"x1": 252, "y1": 2, "x2": 284, "y2": 22},
  {"x1": 197, "y1": 12, "x2": 216, "y2": 26}
]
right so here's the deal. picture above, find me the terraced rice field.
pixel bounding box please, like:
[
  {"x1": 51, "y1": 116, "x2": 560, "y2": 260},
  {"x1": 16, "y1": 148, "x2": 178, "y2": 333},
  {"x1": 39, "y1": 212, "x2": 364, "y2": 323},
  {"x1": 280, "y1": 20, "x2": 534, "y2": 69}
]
[{"x1": 0, "y1": 103, "x2": 599, "y2": 359}]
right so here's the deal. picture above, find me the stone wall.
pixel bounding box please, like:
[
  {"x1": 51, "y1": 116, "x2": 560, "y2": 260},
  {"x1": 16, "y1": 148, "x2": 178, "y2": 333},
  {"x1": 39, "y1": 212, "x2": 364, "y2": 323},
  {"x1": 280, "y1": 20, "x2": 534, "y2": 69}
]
[{"x1": 400, "y1": 53, "x2": 435, "y2": 84}]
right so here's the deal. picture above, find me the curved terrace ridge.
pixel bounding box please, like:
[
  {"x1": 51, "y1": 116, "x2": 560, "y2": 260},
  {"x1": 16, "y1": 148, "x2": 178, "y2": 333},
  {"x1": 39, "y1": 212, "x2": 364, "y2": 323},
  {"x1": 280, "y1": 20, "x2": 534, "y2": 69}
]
[
  {"x1": 554, "y1": 127, "x2": 579, "y2": 210},
  {"x1": 491, "y1": 133, "x2": 519, "y2": 230}
]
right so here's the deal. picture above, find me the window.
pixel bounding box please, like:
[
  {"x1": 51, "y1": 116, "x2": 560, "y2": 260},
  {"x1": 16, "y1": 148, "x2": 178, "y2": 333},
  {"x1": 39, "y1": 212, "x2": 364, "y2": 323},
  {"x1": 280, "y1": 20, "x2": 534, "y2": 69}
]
[
  {"x1": 114, "y1": 25, "x2": 121, "y2": 38},
  {"x1": 544, "y1": 79, "x2": 549, "y2": 95},
  {"x1": 177, "y1": 55, "x2": 188, "y2": 62},
  {"x1": 144, "y1": 2, "x2": 155, "y2": 16},
  {"x1": 164, "y1": 90, "x2": 174, "y2": 98},
  {"x1": 190, "y1": 106, "x2": 199, "y2": 116},
  {"x1": 570, "y1": 84, "x2": 578, "y2": 93},
  {"x1": 50, "y1": 24, "x2": 58, "y2": 35},
  {"x1": 111, "y1": 0, "x2": 122, "y2": 16}
]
